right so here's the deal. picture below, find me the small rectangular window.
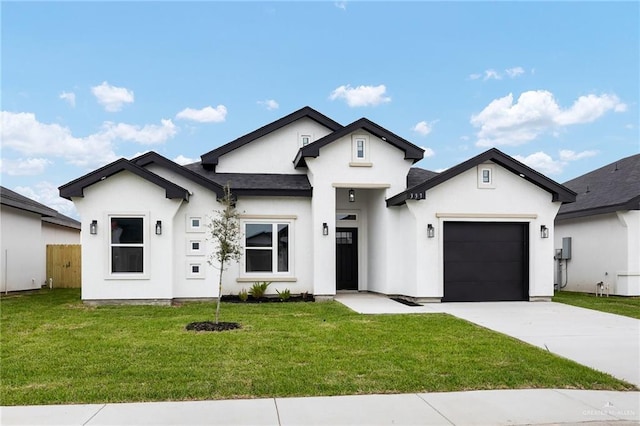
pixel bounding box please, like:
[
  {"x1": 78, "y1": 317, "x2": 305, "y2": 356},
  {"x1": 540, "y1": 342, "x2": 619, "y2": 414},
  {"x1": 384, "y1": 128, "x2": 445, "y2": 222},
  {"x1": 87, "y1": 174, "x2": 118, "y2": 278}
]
[
  {"x1": 192, "y1": 241, "x2": 200, "y2": 251},
  {"x1": 482, "y1": 169, "x2": 491, "y2": 183},
  {"x1": 301, "y1": 135, "x2": 311, "y2": 146},
  {"x1": 356, "y1": 139, "x2": 365, "y2": 158},
  {"x1": 191, "y1": 265, "x2": 200, "y2": 274}
]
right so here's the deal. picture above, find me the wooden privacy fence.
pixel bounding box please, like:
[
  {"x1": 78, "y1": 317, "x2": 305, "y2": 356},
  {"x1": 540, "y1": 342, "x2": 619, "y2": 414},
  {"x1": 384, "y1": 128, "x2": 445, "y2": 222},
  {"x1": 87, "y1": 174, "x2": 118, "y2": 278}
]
[{"x1": 46, "y1": 245, "x2": 81, "y2": 288}]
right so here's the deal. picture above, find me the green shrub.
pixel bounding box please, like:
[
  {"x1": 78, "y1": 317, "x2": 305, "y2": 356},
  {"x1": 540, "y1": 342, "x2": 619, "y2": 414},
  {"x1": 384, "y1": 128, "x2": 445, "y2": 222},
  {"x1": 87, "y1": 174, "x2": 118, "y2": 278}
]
[
  {"x1": 276, "y1": 288, "x2": 291, "y2": 301},
  {"x1": 238, "y1": 288, "x2": 249, "y2": 302},
  {"x1": 249, "y1": 281, "x2": 271, "y2": 299}
]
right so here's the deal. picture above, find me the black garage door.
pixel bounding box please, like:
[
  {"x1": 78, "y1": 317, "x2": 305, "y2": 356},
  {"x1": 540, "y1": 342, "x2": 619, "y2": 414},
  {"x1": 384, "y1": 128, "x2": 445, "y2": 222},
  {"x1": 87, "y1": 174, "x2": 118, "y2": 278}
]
[{"x1": 443, "y1": 222, "x2": 528, "y2": 302}]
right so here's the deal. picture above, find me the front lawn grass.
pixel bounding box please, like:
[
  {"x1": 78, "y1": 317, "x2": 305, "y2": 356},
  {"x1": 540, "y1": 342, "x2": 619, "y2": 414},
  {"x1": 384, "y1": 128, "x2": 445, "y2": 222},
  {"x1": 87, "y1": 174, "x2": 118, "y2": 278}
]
[
  {"x1": 1, "y1": 289, "x2": 634, "y2": 406},
  {"x1": 553, "y1": 290, "x2": 640, "y2": 319}
]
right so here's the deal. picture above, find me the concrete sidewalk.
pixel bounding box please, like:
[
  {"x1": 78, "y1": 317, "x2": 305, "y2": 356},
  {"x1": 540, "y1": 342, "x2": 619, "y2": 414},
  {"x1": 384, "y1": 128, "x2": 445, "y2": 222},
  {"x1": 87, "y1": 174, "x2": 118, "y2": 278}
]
[
  {"x1": 335, "y1": 293, "x2": 640, "y2": 387},
  {"x1": 2, "y1": 389, "x2": 639, "y2": 425}
]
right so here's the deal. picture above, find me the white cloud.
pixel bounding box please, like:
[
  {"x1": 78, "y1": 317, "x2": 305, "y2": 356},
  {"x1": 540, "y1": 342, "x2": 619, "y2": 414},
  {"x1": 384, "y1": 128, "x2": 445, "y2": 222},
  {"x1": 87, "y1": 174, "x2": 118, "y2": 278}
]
[
  {"x1": 101, "y1": 119, "x2": 177, "y2": 144},
  {"x1": 420, "y1": 147, "x2": 435, "y2": 158},
  {"x1": 59, "y1": 91, "x2": 76, "y2": 107},
  {"x1": 514, "y1": 152, "x2": 564, "y2": 175},
  {"x1": 176, "y1": 105, "x2": 227, "y2": 123},
  {"x1": 329, "y1": 84, "x2": 391, "y2": 107},
  {"x1": 559, "y1": 149, "x2": 598, "y2": 161},
  {"x1": 468, "y1": 73, "x2": 482, "y2": 80},
  {"x1": 335, "y1": 1, "x2": 347, "y2": 10},
  {"x1": 515, "y1": 149, "x2": 600, "y2": 175},
  {"x1": 0, "y1": 157, "x2": 51, "y2": 176},
  {"x1": 91, "y1": 81, "x2": 134, "y2": 112},
  {"x1": 258, "y1": 99, "x2": 279, "y2": 110},
  {"x1": 14, "y1": 181, "x2": 78, "y2": 218},
  {"x1": 505, "y1": 67, "x2": 525, "y2": 78},
  {"x1": 484, "y1": 69, "x2": 502, "y2": 80},
  {"x1": 173, "y1": 155, "x2": 197, "y2": 165},
  {"x1": 412, "y1": 120, "x2": 436, "y2": 137},
  {"x1": 1, "y1": 111, "x2": 178, "y2": 170},
  {"x1": 471, "y1": 90, "x2": 627, "y2": 147}
]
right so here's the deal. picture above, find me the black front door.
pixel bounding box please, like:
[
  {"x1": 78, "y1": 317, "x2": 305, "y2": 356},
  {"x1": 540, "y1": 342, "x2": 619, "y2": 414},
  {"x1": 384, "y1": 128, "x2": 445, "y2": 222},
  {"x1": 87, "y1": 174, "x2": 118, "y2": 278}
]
[{"x1": 336, "y1": 227, "x2": 358, "y2": 290}]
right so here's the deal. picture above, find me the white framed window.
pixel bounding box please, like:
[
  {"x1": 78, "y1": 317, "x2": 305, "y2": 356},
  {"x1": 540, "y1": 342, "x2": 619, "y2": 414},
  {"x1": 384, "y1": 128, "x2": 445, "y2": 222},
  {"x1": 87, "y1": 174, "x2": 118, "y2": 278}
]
[
  {"x1": 186, "y1": 262, "x2": 205, "y2": 279},
  {"x1": 300, "y1": 134, "x2": 312, "y2": 147},
  {"x1": 477, "y1": 165, "x2": 496, "y2": 189},
  {"x1": 187, "y1": 238, "x2": 204, "y2": 256},
  {"x1": 351, "y1": 135, "x2": 371, "y2": 165},
  {"x1": 109, "y1": 216, "x2": 146, "y2": 275},
  {"x1": 186, "y1": 215, "x2": 204, "y2": 233},
  {"x1": 243, "y1": 221, "x2": 292, "y2": 275}
]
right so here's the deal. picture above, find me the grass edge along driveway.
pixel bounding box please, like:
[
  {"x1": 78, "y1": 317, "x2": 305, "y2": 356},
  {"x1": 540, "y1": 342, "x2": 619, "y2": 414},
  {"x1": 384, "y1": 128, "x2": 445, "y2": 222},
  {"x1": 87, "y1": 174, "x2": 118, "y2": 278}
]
[
  {"x1": 1, "y1": 289, "x2": 635, "y2": 406},
  {"x1": 553, "y1": 290, "x2": 640, "y2": 319}
]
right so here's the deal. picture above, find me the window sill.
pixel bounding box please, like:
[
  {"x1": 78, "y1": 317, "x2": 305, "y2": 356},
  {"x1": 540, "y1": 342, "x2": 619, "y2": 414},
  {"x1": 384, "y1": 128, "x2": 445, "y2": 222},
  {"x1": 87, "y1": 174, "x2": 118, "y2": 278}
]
[
  {"x1": 349, "y1": 162, "x2": 373, "y2": 167},
  {"x1": 236, "y1": 277, "x2": 297, "y2": 283}
]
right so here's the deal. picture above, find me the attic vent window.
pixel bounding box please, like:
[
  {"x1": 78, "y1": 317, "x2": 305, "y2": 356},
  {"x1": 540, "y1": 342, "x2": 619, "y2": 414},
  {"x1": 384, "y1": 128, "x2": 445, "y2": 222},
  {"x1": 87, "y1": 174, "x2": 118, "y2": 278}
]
[
  {"x1": 477, "y1": 165, "x2": 495, "y2": 189},
  {"x1": 300, "y1": 135, "x2": 311, "y2": 147},
  {"x1": 350, "y1": 135, "x2": 371, "y2": 166}
]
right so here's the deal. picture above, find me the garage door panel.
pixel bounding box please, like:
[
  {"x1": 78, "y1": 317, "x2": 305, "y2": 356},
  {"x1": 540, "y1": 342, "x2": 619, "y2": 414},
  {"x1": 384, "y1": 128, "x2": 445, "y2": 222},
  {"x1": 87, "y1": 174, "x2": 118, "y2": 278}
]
[
  {"x1": 444, "y1": 242, "x2": 523, "y2": 263},
  {"x1": 443, "y1": 222, "x2": 528, "y2": 302}
]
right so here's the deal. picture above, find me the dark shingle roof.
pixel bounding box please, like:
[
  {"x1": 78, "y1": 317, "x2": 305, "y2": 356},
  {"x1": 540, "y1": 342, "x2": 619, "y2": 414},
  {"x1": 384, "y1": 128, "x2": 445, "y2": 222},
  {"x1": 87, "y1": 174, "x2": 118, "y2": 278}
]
[
  {"x1": 557, "y1": 153, "x2": 640, "y2": 220},
  {"x1": 407, "y1": 167, "x2": 439, "y2": 188},
  {"x1": 183, "y1": 162, "x2": 312, "y2": 197},
  {"x1": 0, "y1": 186, "x2": 58, "y2": 217}
]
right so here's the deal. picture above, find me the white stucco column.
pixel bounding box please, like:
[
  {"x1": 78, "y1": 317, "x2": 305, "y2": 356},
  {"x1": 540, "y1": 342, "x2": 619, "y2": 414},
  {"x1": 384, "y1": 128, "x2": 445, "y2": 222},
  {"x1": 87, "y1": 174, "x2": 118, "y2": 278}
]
[{"x1": 311, "y1": 184, "x2": 336, "y2": 297}]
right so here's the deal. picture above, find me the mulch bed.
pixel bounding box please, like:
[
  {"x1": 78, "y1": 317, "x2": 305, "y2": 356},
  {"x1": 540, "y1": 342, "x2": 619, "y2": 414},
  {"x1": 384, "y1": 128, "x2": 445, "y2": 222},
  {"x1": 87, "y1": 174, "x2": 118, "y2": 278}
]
[
  {"x1": 220, "y1": 295, "x2": 315, "y2": 303},
  {"x1": 186, "y1": 321, "x2": 241, "y2": 332}
]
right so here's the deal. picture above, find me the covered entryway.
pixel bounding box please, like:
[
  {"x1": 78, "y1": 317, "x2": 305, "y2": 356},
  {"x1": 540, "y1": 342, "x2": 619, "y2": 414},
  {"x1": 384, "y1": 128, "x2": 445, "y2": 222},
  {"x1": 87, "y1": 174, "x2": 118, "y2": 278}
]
[
  {"x1": 443, "y1": 222, "x2": 528, "y2": 302},
  {"x1": 336, "y1": 227, "x2": 358, "y2": 290}
]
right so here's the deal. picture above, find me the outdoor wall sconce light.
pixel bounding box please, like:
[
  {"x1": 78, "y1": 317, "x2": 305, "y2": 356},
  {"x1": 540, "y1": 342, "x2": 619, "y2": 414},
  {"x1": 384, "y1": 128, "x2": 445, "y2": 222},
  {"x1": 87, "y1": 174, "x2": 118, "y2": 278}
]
[
  {"x1": 540, "y1": 225, "x2": 549, "y2": 239},
  {"x1": 348, "y1": 189, "x2": 356, "y2": 203},
  {"x1": 90, "y1": 220, "x2": 98, "y2": 235},
  {"x1": 427, "y1": 224, "x2": 435, "y2": 238},
  {"x1": 322, "y1": 222, "x2": 329, "y2": 236},
  {"x1": 155, "y1": 220, "x2": 162, "y2": 235}
]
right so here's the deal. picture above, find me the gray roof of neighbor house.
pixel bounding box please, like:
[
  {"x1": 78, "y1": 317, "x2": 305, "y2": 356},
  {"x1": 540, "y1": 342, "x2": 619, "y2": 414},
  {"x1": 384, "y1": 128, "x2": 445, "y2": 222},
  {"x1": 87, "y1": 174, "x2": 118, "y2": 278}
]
[
  {"x1": 407, "y1": 167, "x2": 439, "y2": 188},
  {"x1": 556, "y1": 153, "x2": 640, "y2": 220},
  {"x1": 387, "y1": 148, "x2": 577, "y2": 207},
  {"x1": 1, "y1": 186, "x2": 80, "y2": 229}
]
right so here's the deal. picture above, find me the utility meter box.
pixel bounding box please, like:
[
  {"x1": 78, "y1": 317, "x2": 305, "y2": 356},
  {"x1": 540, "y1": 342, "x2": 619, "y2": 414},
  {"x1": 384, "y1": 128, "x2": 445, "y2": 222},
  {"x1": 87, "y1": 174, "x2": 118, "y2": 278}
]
[{"x1": 561, "y1": 237, "x2": 572, "y2": 260}]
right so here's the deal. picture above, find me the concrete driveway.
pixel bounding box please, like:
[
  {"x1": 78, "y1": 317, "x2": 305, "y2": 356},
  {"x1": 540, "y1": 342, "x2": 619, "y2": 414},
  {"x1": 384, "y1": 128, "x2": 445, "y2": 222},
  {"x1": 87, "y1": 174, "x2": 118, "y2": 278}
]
[{"x1": 335, "y1": 293, "x2": 640, "y2": 387}]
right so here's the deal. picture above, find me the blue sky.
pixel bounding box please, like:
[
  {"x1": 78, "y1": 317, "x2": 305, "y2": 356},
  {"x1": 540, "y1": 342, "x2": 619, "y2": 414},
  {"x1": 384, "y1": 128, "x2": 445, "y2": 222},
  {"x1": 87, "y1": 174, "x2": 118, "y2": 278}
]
[{"x1": 1, "y1": 1, "x2": 638, "y2": 218}]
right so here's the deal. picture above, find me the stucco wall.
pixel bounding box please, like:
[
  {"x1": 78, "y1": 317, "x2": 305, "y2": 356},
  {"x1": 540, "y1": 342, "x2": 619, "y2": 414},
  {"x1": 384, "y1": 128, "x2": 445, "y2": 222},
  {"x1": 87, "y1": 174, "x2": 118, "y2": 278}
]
[
  {"x1": 73, "y1": 171, "x2": 184, "y2": 302},
  {"x1": 0, "y1": 205, "x2": 45, "y2": 292},
  {"x1": 555, "y1": 211, "x2": 639, "y2": 295},
  {"x1": 42, "y1": 223, "x2": 80, "y2": 246},
  {"x1": 216, "y1": 117, "x2": 333, "y2": 174},
  {"x1": 406, "y1": 162, "x2": 562, "y2": 300}
]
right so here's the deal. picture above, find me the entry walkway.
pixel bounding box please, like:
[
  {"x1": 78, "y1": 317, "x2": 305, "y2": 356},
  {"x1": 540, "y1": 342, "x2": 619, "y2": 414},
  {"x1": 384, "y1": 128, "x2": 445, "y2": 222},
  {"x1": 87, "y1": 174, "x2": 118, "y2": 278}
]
[
  {"x1": 2, "y1": 389, "x2": 639, "y2": 425},
  {"x1": 335, "y1": 293, "x2": 640, "y2": 387}
]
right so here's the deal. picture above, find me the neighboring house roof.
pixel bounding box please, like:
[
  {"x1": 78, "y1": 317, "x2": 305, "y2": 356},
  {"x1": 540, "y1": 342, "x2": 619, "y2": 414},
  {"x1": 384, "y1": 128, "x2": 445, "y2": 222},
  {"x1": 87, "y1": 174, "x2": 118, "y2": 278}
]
[
  {"x1": 42, "y1": 212, "x2": 81, "y2": 230},
  {"x1": 0, "y1": 186, "x2": 58, "y2": 217},
  {"x1": 200, "y1": 106, "x2": 343, "y2": 171},
  {"x1": 131, "y1": 151, "x2": 225, "y2": 198},
  {"x1": 183, "y1": 162, "x2": 312, "y2": 197},
  {"x1": 293, "y1": 117, "x2": 425, "y2": 168},
  {"x1": 387, "y1": 148, "x2": 577, "y2": 207},
  {"x1": 556, "y1": 153, "x2": 640, "y2": 220},
  {"x1": 59, "y1": 158, "x2": 191, "y2": 201}
]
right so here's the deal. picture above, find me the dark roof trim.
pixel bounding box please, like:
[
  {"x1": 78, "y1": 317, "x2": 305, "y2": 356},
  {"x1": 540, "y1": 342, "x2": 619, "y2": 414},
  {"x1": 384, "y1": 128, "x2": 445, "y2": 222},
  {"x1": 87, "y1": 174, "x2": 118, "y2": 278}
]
[
  {"x1": 201, "y1": 106, "x2": 343, "y2": 170},
  {"x1": 294, "y1": 117, "x2": 424, "y2": 168},
  {"x1": 131, "y1": 151, "x2": 225, "y2": 198},
  {"x1": 556, "y1": 195, "x2": 640, "y2": 221},
  {"x1": 59, "y1": 158, "x2": 190, "y2": 201},
  {"x1": 42, "y1": 213, "x2": 81, "y2": 230},
  {"x1": 386, "y1": 148, "x2": 577, "y2": 207},
  {"x1": 232, "y1": 188, "x2": 313, "y2": 198},
  {"x1": 1, "y1": 186, "x2": 59, "y2": 217}
]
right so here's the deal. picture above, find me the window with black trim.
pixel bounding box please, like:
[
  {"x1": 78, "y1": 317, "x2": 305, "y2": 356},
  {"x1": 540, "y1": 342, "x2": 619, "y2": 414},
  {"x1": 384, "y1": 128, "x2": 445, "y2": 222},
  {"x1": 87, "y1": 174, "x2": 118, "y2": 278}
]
[
  {"x1": 244, "y1": 222, "x2": 290, "y2": 273},
  {"x1": 110, "y1": 217, "x2": 144, "y2": 273}
]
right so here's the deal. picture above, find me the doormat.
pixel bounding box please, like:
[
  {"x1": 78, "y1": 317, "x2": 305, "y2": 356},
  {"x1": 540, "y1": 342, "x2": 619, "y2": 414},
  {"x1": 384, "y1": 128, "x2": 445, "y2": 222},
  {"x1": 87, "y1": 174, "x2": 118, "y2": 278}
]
[{"x1": 390, "y1": 297, "x2": 422, "y2": 307}]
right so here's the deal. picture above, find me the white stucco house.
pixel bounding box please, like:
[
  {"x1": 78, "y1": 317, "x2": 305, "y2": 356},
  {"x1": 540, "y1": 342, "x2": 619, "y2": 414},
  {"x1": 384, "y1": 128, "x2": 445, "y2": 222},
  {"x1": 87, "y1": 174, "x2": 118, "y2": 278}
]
[
  {"x1": 554, "y1": 153, "x2": 639, "y2": 296},
  {"x1": 59, "y1": 107, "x2": 576, "y2": 304},
  {"x1": 1, "y1": 186, "x2": 81, "y2": 292}
]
